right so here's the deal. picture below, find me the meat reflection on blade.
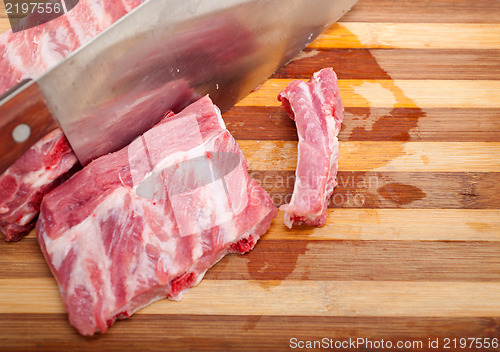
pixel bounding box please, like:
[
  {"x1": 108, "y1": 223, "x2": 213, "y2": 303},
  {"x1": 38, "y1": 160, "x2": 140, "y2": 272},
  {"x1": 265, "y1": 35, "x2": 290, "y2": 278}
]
[{"x1": 64, "y1": 10, "x2": 259, "y2": 166}]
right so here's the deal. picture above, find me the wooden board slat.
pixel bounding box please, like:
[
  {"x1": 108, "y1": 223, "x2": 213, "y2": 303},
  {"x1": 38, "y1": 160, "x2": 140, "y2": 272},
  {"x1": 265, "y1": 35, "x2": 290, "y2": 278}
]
[
  {"x1": 239, "y1": 141, "x2": 500, "y2": 172},
  {"x1": 207, "y1": 240, "x2": 500, "y2": 282},
  {"x1": 0, "y1": 2, "x2": 6, "y2": 19},
  {"x1": 0, "y1": 18, "x2": 9, "y2": 33},
  {"x1": 1, "y1": 207, "x2": 499, "y2": 281},
  {"x1": 237, "y1": 79, "x2": 500, "y2": 108},
  {"x1": 341, "y1": 0, "x2": 500, "y2": 23},
  {"x1": 3, "y1": 222, "x2": 500, "y2": 279},
  {"x1": 2, "y1": 278, "x2": 500, "y2": 317},
  {"x1": 250, "y1": 171, "x2": 500, "y2": 209},
  {"x1": 0, "y1": 315, "x2": 498, "y2": 352},
  {"x1": 311, "y1": 23, "x2": 500, "y2": 49},
  {"x1": 274, "y1": 49, "x2": 500, "y2": 80},
  {"x1": 265, "y1": 209, "x2": 500, "y2": 241},
  {"x1": 225, "y1": 107, "x2": 500, "y2": 142}
]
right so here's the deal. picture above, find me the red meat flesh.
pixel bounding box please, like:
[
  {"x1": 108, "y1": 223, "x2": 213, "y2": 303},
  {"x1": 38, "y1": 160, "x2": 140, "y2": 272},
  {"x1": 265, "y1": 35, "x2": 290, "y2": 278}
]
[
  {"x1": 36, "y1": 96, "x2": 277, "y2": 335},
  {"x1": 277, "y1": 68, "x2": 344, "y2": 228}
]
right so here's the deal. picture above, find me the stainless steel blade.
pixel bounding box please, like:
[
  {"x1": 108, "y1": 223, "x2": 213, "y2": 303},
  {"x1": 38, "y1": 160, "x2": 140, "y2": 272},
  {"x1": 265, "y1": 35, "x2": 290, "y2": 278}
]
[{"x1": 37, "y1": 0, "x2": 358, "y2": 165}]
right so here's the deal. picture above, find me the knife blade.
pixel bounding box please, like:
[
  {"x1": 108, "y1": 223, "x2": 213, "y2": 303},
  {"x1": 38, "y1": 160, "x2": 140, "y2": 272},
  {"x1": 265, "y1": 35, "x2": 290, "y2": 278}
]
[{"x1": 0, "y1": 0, "x2": 358, "y2": 174}]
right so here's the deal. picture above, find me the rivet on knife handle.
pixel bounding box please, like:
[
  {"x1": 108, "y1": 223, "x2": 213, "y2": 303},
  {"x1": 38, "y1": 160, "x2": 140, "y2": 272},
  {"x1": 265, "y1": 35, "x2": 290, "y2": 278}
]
[{"x1": 0, "y1": 80, "x2": 59, "y2": 175}]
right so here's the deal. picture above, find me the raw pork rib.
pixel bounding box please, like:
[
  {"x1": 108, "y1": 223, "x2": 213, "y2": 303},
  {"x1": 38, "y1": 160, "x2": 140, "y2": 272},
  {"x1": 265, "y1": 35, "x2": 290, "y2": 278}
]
[
  {"x1": 37, "y1": 96, "x2": 277, "y2": 335},
  {"x1": 0, "y1": 129, "x2": 78, "y2": 241},
  {"x1": 0, "y1": 0, "x2": 146, "y2": 240},
  {"x1": 278, "y1": 68, "x2": 344, "y2": 228}
]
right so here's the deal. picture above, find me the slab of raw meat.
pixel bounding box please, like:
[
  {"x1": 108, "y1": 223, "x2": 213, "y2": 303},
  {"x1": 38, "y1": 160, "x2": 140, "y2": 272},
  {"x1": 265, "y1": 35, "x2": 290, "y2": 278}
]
[
  {"x1": 278, "y1": 68, "x2": 344, "y2": 228},
  {"x1": 0, "y1": 129, "x2": 78, "y2": 242},
  {"x1": 36, "y1": 96, "x2": 278, "y2": 336},
  {"x1": 0, "y1": 0, "x2": 146, "y2": 240}
]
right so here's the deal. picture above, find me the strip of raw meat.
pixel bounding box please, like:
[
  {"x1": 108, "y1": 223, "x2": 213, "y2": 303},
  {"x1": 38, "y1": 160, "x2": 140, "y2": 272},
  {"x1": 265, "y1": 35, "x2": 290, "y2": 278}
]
[
  {"x1": 0, "y1": 129, "x2": 78, "y2": 242},
  {"x1": 36, "y1": 96, "x2": 278, "y2": 336},
  {"x1": 278, "y1": 68, "x2": 344, "y2": 228}
]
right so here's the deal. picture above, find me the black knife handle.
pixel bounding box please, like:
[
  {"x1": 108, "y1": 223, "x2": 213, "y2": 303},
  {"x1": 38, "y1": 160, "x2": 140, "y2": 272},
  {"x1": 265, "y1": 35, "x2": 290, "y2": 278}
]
[{"x1": 0, "y1": 80, "x2": 59, "y2": 175}]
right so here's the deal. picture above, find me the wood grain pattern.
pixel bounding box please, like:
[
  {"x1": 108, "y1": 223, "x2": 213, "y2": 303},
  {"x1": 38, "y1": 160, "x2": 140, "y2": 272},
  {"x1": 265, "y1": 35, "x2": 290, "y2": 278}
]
[
  {"x1": 0, "y1": 19, "x2": 8, "y2": 33},
  {"x1": 0, "y1": 2, "x2": 6, "y2": 18},
  {"x1": 275, "y1": 49, "x2": 500, "y2": 80},
  {"x1": 1, "y1": 278, "x2": 500, "y2": 317},
  {"x1": 237, "y1": 79, "x2": 500, "y2": 108},
  {"x1": 250, "y1": 171, "x2": 500, "y2": 209},
  {"x1": 0, "y1": 81, "x2": 58, "y2": 174},
  {"x1": 310, "y1": 23, "x2": 500, "y2": 49},
  {"x1": 239, "y1": 141, "x2": 500, "y2": 172},
  {"x1": 208, "y1": 240, "x2": 500, "y2": 282},
  {"x1": 3, "y1": 219, "x2": 500, "y2": 279},
  {"x1": 1, "y1": 0, "x2": 500, "y2": 350},
  {"x1": 265, "y1": 209, "x2": 500, "y2": 241},
  {"x1": 226, "y1": 107, "x2": 500, "y2": 141},
  {"x1": 0, "y1": 315, "x2": 498, "y2": 352},
  {"x1": 340, "y1": 0, "x2": 500, "y2": 23}
]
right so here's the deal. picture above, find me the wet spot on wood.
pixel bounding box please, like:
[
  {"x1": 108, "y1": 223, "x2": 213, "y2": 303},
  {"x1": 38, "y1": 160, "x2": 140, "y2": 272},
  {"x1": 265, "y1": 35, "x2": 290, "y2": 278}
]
[
  {"x1": 243, "y1": 315, "x2": 262, "y2": 332},
  {"x1": 377, "y1": 182, "x2": 426, "y2": 205},
  {"x1": 246, "y1": 240, "x2": 308, "y2": 288}
]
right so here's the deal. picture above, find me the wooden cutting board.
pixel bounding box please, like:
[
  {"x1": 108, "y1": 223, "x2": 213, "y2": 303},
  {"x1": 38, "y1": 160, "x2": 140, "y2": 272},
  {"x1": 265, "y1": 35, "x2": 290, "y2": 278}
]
[{"x1": 1, "y1": 0, "x2": 500, "y2": 350}]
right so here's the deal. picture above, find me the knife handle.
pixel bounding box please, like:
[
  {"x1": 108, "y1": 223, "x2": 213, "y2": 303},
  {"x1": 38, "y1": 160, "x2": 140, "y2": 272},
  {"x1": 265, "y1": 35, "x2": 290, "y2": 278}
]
[{"x1": 0, "y1": 80, "x2": 59, "y2": 175}]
